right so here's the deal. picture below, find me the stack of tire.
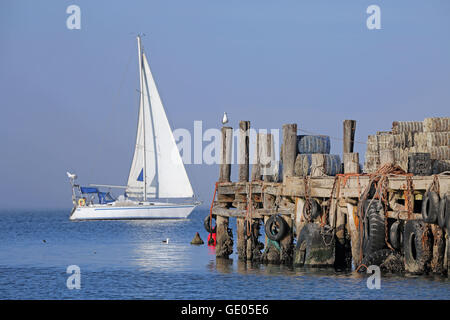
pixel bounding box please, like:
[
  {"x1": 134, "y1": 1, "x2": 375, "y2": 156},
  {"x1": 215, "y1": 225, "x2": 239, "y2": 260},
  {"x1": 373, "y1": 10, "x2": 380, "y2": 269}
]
[
  {"x1": 360, "y1": 193, "x2": 450, "y2": 275},
  {"x1": 294, "y1": 135, "x2": 342, "y2": 177}
]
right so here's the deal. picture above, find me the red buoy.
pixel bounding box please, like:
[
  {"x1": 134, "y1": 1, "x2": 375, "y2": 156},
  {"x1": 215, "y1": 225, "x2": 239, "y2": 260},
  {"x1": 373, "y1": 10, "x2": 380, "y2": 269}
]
[{"x1": 207, "y1": 233, "x2": 217, "y2": 246}]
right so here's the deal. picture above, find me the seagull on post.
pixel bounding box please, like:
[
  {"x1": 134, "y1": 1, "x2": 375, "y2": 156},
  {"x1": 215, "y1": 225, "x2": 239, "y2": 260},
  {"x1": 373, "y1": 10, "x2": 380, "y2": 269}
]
[{"x1": 222, "y1": 112, "x2": 228, "y2": 125}]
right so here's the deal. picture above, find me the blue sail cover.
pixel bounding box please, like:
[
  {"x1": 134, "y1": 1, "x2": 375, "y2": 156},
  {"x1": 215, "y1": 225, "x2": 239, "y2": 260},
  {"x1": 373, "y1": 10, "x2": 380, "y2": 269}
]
[{"x1": 80, "y1": 187, "x2": 99, "y2": 194}]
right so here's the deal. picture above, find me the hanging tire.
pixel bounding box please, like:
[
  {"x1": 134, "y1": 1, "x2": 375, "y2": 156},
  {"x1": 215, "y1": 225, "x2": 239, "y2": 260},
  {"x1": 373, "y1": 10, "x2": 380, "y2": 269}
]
[
  {"x1": 403, "y1": 220, "x2": 431, "y2": 274},
  {"x1": 264, "y1": 215, "x2": 288, "y2": 242},
  {"x1": 294, "y1": 223, "x2": 335, "y2": 267},
  {"x1": 438, "y1": 193, "x2": 448, "y2": 229},
  {"x1": 303, "y1": 198, "x2": 321, "y2": 221},
  {"x1": 203, "y1": 214, "x2": 216, "y2": 233},
  {"x1": 422, "y1": 191, "x2": 439, "y2": 224},
  {"x1": 363, "y1": 200, "x2": 386, "y2": 256},
  {"x1": 389, "y1": 221, "x2": 403, "y2": 251}
]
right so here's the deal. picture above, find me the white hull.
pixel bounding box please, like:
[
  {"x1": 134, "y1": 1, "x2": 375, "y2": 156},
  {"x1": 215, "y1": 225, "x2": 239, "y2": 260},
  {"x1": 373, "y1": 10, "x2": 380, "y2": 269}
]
[{"x1": 70, "y1": 203, "x2": 197, "y2": 220}]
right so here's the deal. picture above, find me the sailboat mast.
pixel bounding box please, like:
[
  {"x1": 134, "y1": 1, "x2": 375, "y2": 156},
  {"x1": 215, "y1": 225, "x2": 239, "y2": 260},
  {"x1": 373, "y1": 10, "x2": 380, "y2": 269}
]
[{"x1": 137, "y1": 35, "x2": 147, "y2": 201}]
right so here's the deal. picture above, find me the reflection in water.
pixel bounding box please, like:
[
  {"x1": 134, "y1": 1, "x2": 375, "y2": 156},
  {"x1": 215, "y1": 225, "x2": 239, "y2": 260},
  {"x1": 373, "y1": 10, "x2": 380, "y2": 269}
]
[{"x1": 215, "y1": 258, "x2": 234, "y2": 274}]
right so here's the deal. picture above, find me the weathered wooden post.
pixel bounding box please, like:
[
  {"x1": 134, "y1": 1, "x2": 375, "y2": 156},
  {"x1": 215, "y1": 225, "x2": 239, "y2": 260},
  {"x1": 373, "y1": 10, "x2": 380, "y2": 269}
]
[
  {"x1": 280, "y1": 214, "x2": 293, "y2": 264},
  {"x1": 259, "y1": 133, "x2": 275, "y2": 182},
  {"x1": 343, "y1": 120, "x2": 356, "y2": 154},
  {"x1": 236, "y1": 121, "x2": 250, "y2": 260},
  {"x1": 216, "y1": 126, "x2": 233, "y2": 258},
  {"x1": 279, "y1": 124, "x2": 296, "y2": 263},
  {"x1": 282, "y1": 124, "x2": 297, "y2": 181},
  {"x1": 343, "y1": 153, "x2": 359, "y2": 174},
  {"x1": 219, "y1": 126, "x2": 232, "y2": 183},
  {"x1": 238, "y1": 121, "x2": 250, "y2": 182},
  {"x1": 251, "y1": 134, "x2": 261, "y2": 181}
]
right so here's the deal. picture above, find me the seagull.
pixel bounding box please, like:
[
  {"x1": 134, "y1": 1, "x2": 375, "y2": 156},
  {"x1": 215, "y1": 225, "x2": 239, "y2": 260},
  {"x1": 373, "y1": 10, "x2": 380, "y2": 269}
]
[
  {"x1": 222, "y1": 112, "x2": 228, "y2": 125},
  {"x1": 66, "y1": 172, "x2": 77, "y2": 180},
  {"x1": 162, "y1": 238, "x2": 169, "y2": 244}
]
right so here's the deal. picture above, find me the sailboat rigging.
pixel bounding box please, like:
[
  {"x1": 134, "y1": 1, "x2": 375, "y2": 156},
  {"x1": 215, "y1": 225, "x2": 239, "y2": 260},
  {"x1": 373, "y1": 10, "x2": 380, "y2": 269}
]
[{"x1": 68, "y1": 36, "x2": 200, "y2": 220}]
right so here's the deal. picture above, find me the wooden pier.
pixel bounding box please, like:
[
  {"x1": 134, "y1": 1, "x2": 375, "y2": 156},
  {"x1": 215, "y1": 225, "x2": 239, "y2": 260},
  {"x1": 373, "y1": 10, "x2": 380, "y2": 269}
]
[{"x1": 208, "y1": 120, "x2": 450, "y2": 275}]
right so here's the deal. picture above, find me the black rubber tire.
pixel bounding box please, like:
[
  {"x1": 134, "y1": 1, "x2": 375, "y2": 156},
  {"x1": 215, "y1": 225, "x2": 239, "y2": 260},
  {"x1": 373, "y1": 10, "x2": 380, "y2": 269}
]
[
  {"x1": 403, "y1": 220, "x2": 431, "y2": 274},
  {"x1": 422, "y1": 191, "x2": 439, "y2": 224},
  {"x1": 303, "y1": 198, "x2": 321, "y2": 220},
  {"x1": 203, "y1": 215, "x2": 216, "y2": 234},
  {"x1": 389, "y1": 221, "x2": 403, "y2": 251},
  {"x1": 294, "y1": 223, "x2": 334, "y2": 267},
  {"x1": 362, "y1": 200, "x2": 386, "y2": 256},
  {"x1": 438, "y1": 193, "x2": 448, "y2": 229},
  {"x1": 264, "y1": 215, "x2": 288, "y2": 242},
  {"x1": 358, "y1": 249, "x2": 393, "y2": 273}
]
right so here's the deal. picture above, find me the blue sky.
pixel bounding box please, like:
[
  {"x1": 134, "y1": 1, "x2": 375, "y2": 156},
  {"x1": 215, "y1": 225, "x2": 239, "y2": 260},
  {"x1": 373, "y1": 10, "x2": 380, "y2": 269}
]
[{"x1": 0, "y1": 0, "x2": 449, "y2": 209}]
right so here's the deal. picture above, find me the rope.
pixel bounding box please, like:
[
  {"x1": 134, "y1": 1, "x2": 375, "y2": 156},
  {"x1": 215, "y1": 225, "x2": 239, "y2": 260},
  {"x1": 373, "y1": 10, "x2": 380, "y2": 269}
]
[
  {"x1": 209, "y1": 182, "x2": 219, "y2": 238},
  {"x1": 355, "y1": 163, "x2": 413, "y2": 264},
  {"x1": 246, "y1": 183, "x2": 253, "y2": 237}
]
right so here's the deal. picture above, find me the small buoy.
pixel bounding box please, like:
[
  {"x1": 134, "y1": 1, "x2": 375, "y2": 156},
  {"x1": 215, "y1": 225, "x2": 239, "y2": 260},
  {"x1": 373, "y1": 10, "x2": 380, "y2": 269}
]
[
  {"x1": 190, "y1": 232, "x2": 204, "y2": 245},
  {"x1": 207, "y1": 233, "x2": 216, "y2": 246},
  {"x1": 162, "y1": 238, "x2": 169, "y2": 244}
]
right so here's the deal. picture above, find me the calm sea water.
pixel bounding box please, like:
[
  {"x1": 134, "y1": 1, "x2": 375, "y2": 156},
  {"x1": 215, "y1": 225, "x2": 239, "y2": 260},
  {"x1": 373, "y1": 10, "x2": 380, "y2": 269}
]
[{"x1": 0, "y1": 208, "x2": 448, "y2": 299}]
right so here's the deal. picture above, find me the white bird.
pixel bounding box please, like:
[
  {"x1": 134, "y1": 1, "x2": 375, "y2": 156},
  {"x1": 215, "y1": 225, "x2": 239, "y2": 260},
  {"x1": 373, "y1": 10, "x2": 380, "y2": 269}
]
[
  {"x1": 222, "y1": 112, "x2": 228, "y2": 125},
  {"x1": 66, "y1": 172, "x2": 77, "y2": 180}
]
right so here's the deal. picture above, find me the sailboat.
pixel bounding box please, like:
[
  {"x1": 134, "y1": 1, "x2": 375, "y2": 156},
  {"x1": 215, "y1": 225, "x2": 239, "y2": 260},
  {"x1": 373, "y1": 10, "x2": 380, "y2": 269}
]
[{"x1": 68, "y1": 36, "x2": 200, "y2": 220}]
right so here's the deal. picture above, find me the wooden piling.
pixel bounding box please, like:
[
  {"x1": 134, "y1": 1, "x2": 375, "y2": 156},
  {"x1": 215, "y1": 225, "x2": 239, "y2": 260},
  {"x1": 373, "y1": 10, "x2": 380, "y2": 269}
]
[
  {"x1": 219, "y1": 126, "x2": 233, "y2": 183},
  {"x1": 237, "y1": 121, "x2": 250, "y2": 260},
  {"x1": 238, "y1": 121, "x2": 250, "y2": 181},
  {"x1": 251, "y1": 134, "x2": 261, "y2": 181},
  {"x1": 343, "y1": 120, "x2": 356, "y2": 153},
  {"x1": 260, "y1": 133, "x2": 274, "y2": 182},
  {"x1": 216, "y1": 126, "x2": 234, "y2": 258},
  {"x1": 282, "y1": 124, "x2": 297, "y2": 181},
  {"x1": 280, "y1": 215, "x2": 293, "y2": 264},
  {"x1": 343, "y1": 153, "x2": 359, "y2": 173}
]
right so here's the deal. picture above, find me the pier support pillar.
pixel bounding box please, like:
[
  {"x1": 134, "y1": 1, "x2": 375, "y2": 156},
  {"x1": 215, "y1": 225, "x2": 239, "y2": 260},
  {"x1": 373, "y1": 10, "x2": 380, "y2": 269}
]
[
  {"x1": 282, "y1": 124, "x2": 297, "y2": 181},
  {"x1": 219, "y1": 126, "x2": 233, "y2": 183},
  {"x1": 251, "y1": 134, "x2": 261, "y2": 181},
  {"x1": 216, "y1": 215, "x2": 233, "y2": 258},
  {"x1": 343, "y1": 120, "x2": 356, "y2": 154},
  {"x1": 237, "y1": 121, "x2": 250, "y2": 261},
  {"x1": 216, "y1": 126, "x2": 234, "y2": 259},
  {"x1": 343, "y1": 153, "x2": 359, "y2": 174},
  {"x1": 280, "y1": 215, "x2": 293, "y2": 264}
]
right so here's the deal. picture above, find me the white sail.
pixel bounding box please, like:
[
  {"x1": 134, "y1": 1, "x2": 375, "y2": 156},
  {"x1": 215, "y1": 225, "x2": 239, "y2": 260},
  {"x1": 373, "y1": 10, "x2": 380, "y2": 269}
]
[
  {"x1": 141, "y1": 53, "x2": 194, "y2": 198},
  {"x1": 126, "y1": 43, "x2": 158, "y2": 198}
]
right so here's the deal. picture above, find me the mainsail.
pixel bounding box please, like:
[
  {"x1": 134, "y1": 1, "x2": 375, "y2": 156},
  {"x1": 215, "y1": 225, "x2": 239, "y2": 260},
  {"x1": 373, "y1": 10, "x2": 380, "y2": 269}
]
[{"x1": 126, "y1": 38, "x2": 194, "y2": 199}]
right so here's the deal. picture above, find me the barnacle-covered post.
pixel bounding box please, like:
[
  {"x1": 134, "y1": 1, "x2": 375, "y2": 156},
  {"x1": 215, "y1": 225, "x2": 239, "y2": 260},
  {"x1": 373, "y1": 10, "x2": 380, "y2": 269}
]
[
  {"x1": 216, "y1": 126, "x2": 233, "y2": 258},
  {"x1": 280, "y1": 124, "x2": 296, "y2": 263},
  {"x1": 236, "y1": 121, "x2": 250, "y2": 260}
]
